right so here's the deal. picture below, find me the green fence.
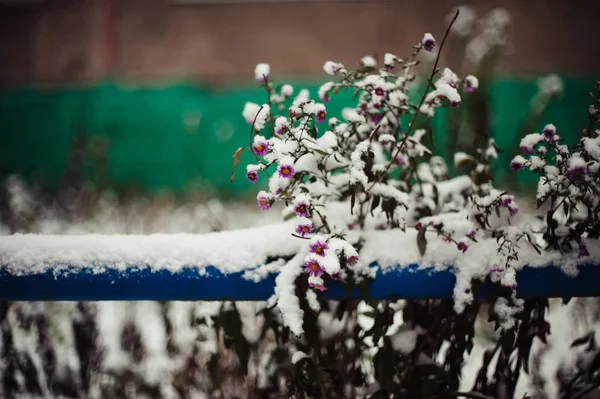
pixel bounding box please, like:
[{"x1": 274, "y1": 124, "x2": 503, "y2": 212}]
[{"x1": 0, "y1": 77, "x2": 595, "y2": 197}]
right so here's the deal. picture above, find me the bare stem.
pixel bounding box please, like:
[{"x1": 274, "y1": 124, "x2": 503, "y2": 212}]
[{"x1": 249, "y1": 105, "x2": 271, "y2": 179}]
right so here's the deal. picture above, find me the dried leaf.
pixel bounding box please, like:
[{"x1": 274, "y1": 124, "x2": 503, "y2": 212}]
[{"x1": 229, "y1": 147, "x2": 245, "y2": 183}]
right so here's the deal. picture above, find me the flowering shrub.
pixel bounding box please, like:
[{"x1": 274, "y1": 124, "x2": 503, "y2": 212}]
[{"x1": 229, "y1": 10, "x2": 600, "y2": 398}]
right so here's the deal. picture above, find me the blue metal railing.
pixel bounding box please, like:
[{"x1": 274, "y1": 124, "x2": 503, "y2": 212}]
[{"x1": 1, "y1": 264, "x2": 598, "y2": 301}]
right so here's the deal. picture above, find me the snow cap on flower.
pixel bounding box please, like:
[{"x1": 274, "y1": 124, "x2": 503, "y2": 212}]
[
  {"x1": 252, "y1": 135, "x2": 269, "y2": 156},
  {"x1": 293, "y1": 194, "x2": 311, "y2": 218},
  {"x1": 246, "y1": 164, "x2": 259, "y2": 183},
  {"x1": 256, "y1": 191, "x2": 272, "y2": 211},
  {"x1": 323, "y1": 61, "x2": 344, "y2": 76},
  {"x1": 542, "y1": 124, "x2": 557, "y2": 142},
  {"x1": 318, "y1": 82, "x2": 334, "y2": 103},
  {"x1": 314, "y1": 103, "x2": 327, "y2": 123},
  {"x1": 295, "y1": 217, "x2": 313, "y2": 237},
  {"x1": 308, "y1": 276, "x2": 328, "y2": 292},
  {"x1": 304, "y1": 255, "x2": 325, "y2": 277},
  {"x1": 384, "y1": 53, "x2": 397, "y2": 69},
  {"x1": 277, "y1": 156, "x2": 296, "y2": 179},
  {"x1": 520, "y1": 133, "x2": 543, "y2": 154},
  {"x1": 242, "y1": 102, "x2": 261, "y2": 125},
  {"x1": 281, "y1": 84, "x2": 294, "y2": 98},
  {"x1": 463, "y1": 75, "x2": 479, "y2": 92},
  {"x1": 275, "y1": 116, "x2": 289, "y2": 136},
  {"x1": 254, "y1": 63, "x2": 270, "y2": 82},
  {"x1": 567, "y1": 156, "x2": 587, "y2": 180},
  {"x1": 510, "y1": 155, "x2": 526, "y2": 172},
  {"x1": 422, "y1": 33, "x2": 436, "y2": 51},
  {"x1": 360, "y1": 55, "x2": 377, "y2": 68}
]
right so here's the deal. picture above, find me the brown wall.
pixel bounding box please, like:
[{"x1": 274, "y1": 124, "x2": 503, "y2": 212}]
[{"x1": 1, "y1": 0, "x2": 599, "y2": 86}]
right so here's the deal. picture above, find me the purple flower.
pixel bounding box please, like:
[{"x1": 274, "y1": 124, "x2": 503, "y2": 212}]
[
  {"x1": 369, "y1": 113, "x2": 383, "y2": 124},
  {"x1": 422, "y1": 33, "x2": 435, "y2": 52},
  {"x1": 330, "y1": 271, "x2": 342, "y2": 281},
  {"x1": 449, "y1": 100, "x2": 461, "y2": 108},
  {"x1": 315, "y1": 107, "x2": 327, "y2": 124},
  {"x1": 395, "y1": 155, "x2": 407, "y2": 167},
  {"x1": 278, "y1": 163, "x2": 295, "y2": 179},
  {"x1": 246, "y1": 170, "x2": 258, "y2": 183},
  {"x1": 464, "y1": 86, "x2": 476, "y2": 93},
  {"x1": 567, "y1": 166, "x2": 587, "y2": 181},
  {"x1": 296, "y1": 223, "x2": 313, "y2": 237},
  {"x1": 579, "y1": 245, "x2": 590, "y2": 258},
  {"x1": 374, "y1": 87, "x2": 386, "y2": 96},
  {"x1": 257, "y1": 192, "x2": 271, "y2": 211},
  {"x1": 415, "y1": 222, "x2": 424, "y2": 231},
  {"x1": 252, "y1": 141, "x2": 269, "y2": 157},
  {"x1": 304, "y1": 258, "x2": 324, "y2": 277},
  {"x1": 510, "y1": 159, "x2": 524, "y2": 172},
  {"x1": 309, "y1": 281, "x2": 328, "y2": 292},
  {"x1": 508, "y1": 207, "x2": 519, "y2": 217},
  {"x1": 542, "y1": 124, "x2": 556, "y2": 142},
  {"x1": 520, "y1": 145, "x2": 535, "y2": 154},
  {"x1": 347, "y1": 255, "x2": 359, "y2": 266},
  {"x1": 467, "y1": 230, "x2": 476, "y2": 240},
  {"x1": 294, "y1": 200, "x2": 311, "y2": 218},
  {"x1": 309, "y1": 240, "x2": 329, "y2": 257},
  {"x1": 500, "y1": 196, "x2": 513, "y2": 208},
  {"x1": 490, "y1": 268, "x2": 505, "y2": 273},
  {"x1": 457, "y1": 241, "x2": 468, "y2": 253}
]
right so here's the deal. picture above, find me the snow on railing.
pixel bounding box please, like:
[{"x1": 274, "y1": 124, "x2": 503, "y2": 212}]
[{"x1": 1, "y1": 223, "x2": 599, "y2": 301}]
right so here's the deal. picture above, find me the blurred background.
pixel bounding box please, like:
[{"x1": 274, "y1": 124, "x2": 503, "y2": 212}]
[
  {"x1": 0, "y1": 1, "x2": 599, "y2": 398},
  {"x1": 0, "y1": 0, "x2": 599, "y2": 204}
]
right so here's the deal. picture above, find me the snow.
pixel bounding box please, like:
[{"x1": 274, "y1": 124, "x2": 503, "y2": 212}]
[
  {"x1": 0, "y1": 222, "x2": 302, "y2": 276},
  {"x1": 360, "y1": 56, "x2": 376, "y2": 68},
  {"x1": 254, "y1": 63, "x2": 270, "y2": 81}
]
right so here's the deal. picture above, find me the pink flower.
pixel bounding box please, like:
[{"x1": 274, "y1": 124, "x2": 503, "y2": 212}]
[
  {"x1": 330, "y1": 271, "x2": 342, "y2": 281},
  {"x1": 309, "y1": 240, "x2": 329, "y2": 257},
  {"x1": 278, "y1": 163, "x2": 295, "y2": 179},
  {"x1": 293, "y1": 201, "x2": 311, "y2": 218},
  {"x1": 252, "y1": 141, "x2": 269, "y2": 157},
  {"x1": 257, "y1": 192, "x2": 271, "y2": 211},
  {"x1": 309, "y1": 281, "x2": 328, "y2": 292},
  {"x1": 542, "y1": 124, "x2": 556, "y2": 142},
  {"x1": 304, "y1": 258, "x2": 324, "y2": 277},
  {"x1": 510, "y1": 159, "x2": 524, "y2": 172},
  {"x1": 500, "y1": 196, "x2": 513, "y2": 208},
  {"x1": 520, "y1": 145, "x2": 535, "y2": 154},
  {"x1": 296, "y1": 223, "x2": 313, "y2": 237},
  {"x1": 422, "y1": 33, "x2": 435, "y2": 52},
  {"x1": 374, "y1": 87, "x2": 386, "y2": 96},
  {"x1": 347, "y1": 255, "x2": 359, "y2": 266},
  {"x1": 579, "y1": 245, "x2": 590, "y2": 258},
  {"x1": 246, "y1": 170, "x2": 258, "y2": 183},
  {"x1": 457, "y1": 241, "x2": 468, "y2": 253},
  {"x1": 315, "y1": 107, "x2": 327, "y2": 124}
]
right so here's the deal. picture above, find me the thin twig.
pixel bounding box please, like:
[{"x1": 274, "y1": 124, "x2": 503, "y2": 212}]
[
  {"x1": 384, "y1": 9, "x2": 460, "y2": 175},
  {"x1": 248, "y1": 105, "x2": 271, "y2": 179}
]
